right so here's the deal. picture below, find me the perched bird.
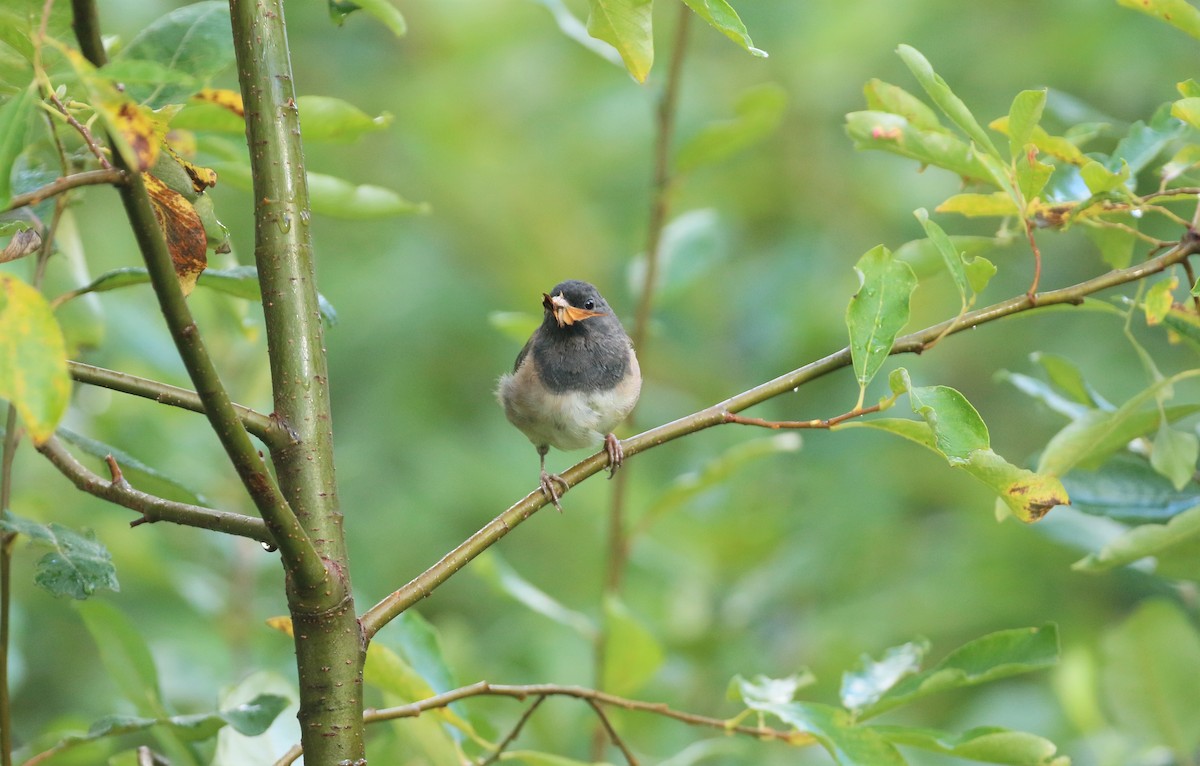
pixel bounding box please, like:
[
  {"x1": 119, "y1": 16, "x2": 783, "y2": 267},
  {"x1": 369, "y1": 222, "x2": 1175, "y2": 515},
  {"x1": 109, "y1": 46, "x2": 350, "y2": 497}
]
[{"x1": 498, "y1": 280, "x2": 641, "y2": 510}]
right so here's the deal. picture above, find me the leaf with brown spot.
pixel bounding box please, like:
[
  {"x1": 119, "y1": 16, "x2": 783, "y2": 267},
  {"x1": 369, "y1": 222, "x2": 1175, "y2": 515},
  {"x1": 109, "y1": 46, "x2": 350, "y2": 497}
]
[
  {"x1": 144, "y1": 173, "x2": 207, "y2": 295},
  {"x1": 113, "y1": 102, "x2": 160, "y2": 171},
  {"x1": 164, "y1": 142, "x2": 217, "y2": 194},
  {"x1": 193, "y1": 87, "x2": 245, "y2": 117}
]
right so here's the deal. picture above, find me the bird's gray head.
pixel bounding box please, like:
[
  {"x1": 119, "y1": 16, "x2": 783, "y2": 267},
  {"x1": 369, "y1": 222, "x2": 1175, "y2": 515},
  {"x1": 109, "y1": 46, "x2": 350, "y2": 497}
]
[{"x1": 540, "y1": 280, "x2": 614, "y2": 333}]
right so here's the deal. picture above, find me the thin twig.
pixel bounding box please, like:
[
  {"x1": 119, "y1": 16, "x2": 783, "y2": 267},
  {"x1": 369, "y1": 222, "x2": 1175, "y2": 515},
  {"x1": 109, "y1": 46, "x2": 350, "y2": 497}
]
[
  {"x1": 587, "y1": 698, "x2": 640, "y2": 765},
  {"x1": 67, "y1": 361, "x2": 291, "y2": 449},
  {"x1": 360, "y1": 231, "x2": 1200, "y2": 639},
  {"x1": 723, "y1": 402, "x2": 885, "y2": 430},
  {"x1": 42, "y1": 89, "x2": 113, "y2": 170},
  {"x1": 37, "y1": 436, "x2": 274, "y2": 545},
  {"x1": 597, "y1": 7, "x2": 693, "y2": 729},
  {"x1": 273, "y1": 680, "x2": 812, "y2": 765},
  {"x1": 0, "y1": 407, "x2": 19, "y2": 766},
  {"x1": 478, "y1": 695, "x2": 546, "y2": 766},
  {"x1": 2, "y1": 169, "x2": 127, "y2": 213}
]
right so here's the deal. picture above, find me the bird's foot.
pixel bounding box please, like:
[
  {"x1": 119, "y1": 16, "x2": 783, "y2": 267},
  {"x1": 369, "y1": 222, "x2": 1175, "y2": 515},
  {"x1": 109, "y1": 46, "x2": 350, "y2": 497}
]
[
  {"x1": 540, "y1": 470, "x2": 569, "y2": 512},
  {"x1": 604, "y1": 433, "x2": 625, "y2": 479}
]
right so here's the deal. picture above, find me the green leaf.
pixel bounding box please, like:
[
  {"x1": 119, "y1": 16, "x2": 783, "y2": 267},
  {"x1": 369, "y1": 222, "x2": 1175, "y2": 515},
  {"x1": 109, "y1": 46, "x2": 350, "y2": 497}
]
[
  {"x1": 841, "y1": 640, "x2": 928, "y2": 714},
  {"x1": 214, "y1": 161, "x2": 429, "y2": 219},
  {"x1": 330, "y1": 0, "x2": 407, "y2": 36},
  {"x1": 845, "y1": 110, "x2": 991, "y2": 182},
  {"x1": 26, "y1": 694, "x2": 288, "y2": 764},
  {"x1": 678, "y1": 0, "x2": 766, "y2": 57},
  {"x1": 1151, "y1": 422, "x2": 1199, "y2": 491},
  {"x1": 896, "y1": 44, "x2": 1001, "y2": 159},
  {"x1": 876, "y1": 725, "x2": 1068, "y2": 765},
  {"x1": 891, "y1": 368, "x2": 988, "y2": 462},
  {"x1": 0, "y1": 84, "x2": 34, "y2": 210},
  {"x1": 863, "y1": 79, "x2": 942, "y2": 131},
  {"x1": 1118, "y1": 0, "x2": 1200, "y2": 40},
  {"x1": 57, "y1": 265, "x2": 340, "y2": 327},
  {"x1": 862, "y1": 625, "x2": 1059, "y2": 719},
  {"x1": 1172, "y1": 96, "x2": 1200, "y2": 129},
  {"x1": 730, "y1": 672, "x2": 816, "y2": 706},
  {"x1": 1014, "y1": 149, "x2": 1053, "y2": 202},
  {"x1": 894, "y1": 234, "x2": 1000, "y2": 281},
  {"x1": 393, "y1": 610, "x2": 459, "y2": 696},
  {"x1": 936, "y1": 192, "x2": 1020, "y2": 218},
  {"x1": 77, "y1": 599, "x2": 165, "y2": 715},
  {"x1": 501, "y1": 752, "x2": 600, "y2": 766},
  {"x1": 749, "y1": 700, "x2": 907, "y2": 765},
  {"x1": 297, "y1": 95, "x2": 393, "y2": 143},
  {"x1": 1084, "y1": 220, "x2": 1137, "y2": 269},
  {"x1": 1031, "y1": 351, "x2": 1105, "y2": 408},
  {"x1": 1101, "y1": 599, "x2": 1200, "y2": 757},
  {"x1": 675, "y1": 83, "x2": 786, "y2": 173},
  {"x1": 846, "y1": 246, "x2": 917, "y2": 403},
  {"x1": 474, "y1": 552, "x2": 597, "y2": 638},
  {"x1": 212, "y1": 672, "x2": 296, "y2": 766},
  {"x1": 587, "y1": 0, "x2": 654, "y2": 83},
  {"x1": 627, "y1": 209, "x2": 726, "y2": 299},
  {"x1": 1145, "y1": 278, "x2": 1178, "y2": 328},
  {"x1": 997, "y1": 370, "x2": 1086, "y2": 420},
  {"x1": 1061, "y1": 453, "x2": 1200, "y2": 522},
  {"x1": 913, "y1": 208, "x2": 969, "y2": 309},
  {"x1": 0, "y1": 511, "x2": 119, "y2": 599},
  {"x1": 114, "y1": 1, "x2": 234, "y2": 107},
  {"x1": 0, "y1": 272, "x2": 70, "y2": 444},
  {"x1": 637, "y1": 433, "x2": 800, "y2": 532},
  {"x1": 488, "y1": 310, "x2": 541, "y2": 345},
  {"x1": 1007, "y1": 89, "x2": 1047, "y2": 160},
  {"x1": 1074, "y1": 502, "x2": 1200, "y2": 572},
  {"x1": 602, "y1": 595, "x2": 664, "y2": 696},
  {"x1": 1079, "y1": 159, "x2": 1131, "y2": 194},
  {"x1": 1038, "y1": 371, "x2": 1200, "y2": 476},
  {"x1": 532, "y1": 0, "x2": 624, "y2": 68},
  {"x1": 840, "y1": 406, "x2": 1067, "y2": 523},
  {"x1": 56, "y1": 427, "x2": 209, "y2": 506}
]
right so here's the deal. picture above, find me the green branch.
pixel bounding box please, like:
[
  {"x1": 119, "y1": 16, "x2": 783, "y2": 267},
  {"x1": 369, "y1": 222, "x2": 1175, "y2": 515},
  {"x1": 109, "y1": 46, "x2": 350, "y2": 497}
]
[
  {"x1": 228, "y1": 0, "x2": 363, "y2": 761},
  {"x1": 68, "y1": 1, "x2": 327, "y2": 592},
  {"x1": 361, "y1": 233, "x2": 1200, "y2": 638},
  {"x1": 68, "y1": 362, "x2": 291, "y2": 449},
  {"x1": 37, "y1": 436, "x2": 273, "y2": 544}
]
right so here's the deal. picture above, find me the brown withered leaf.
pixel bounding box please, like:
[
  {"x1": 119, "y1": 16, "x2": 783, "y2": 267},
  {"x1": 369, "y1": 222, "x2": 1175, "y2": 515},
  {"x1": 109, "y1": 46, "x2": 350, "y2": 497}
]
[
  {"x1": 1, "y1": 229, "x2": 43, "y2": 264},
  {"x1": 144, "y1": 173, "x2": 207, "y2": 295},
  {"x1": 194, "y1": 87, "x2": 245, "y2": 118}
]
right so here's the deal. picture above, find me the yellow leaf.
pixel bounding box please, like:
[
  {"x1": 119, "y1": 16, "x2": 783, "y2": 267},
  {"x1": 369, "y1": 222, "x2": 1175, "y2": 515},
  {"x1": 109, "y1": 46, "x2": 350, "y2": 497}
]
[
  {"x1": 193, "y1": 87, "x2": 245, "y2": 117},
  {"x1": 0, "y1": 274, "x2": 70, "y2": 445},
  {"x1": 144, "y1": 173, "x2": 208, "y2": 295}
]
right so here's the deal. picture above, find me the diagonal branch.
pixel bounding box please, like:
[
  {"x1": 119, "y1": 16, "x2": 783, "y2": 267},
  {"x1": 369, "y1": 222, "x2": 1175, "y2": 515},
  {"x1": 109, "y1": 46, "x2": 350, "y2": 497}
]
[
  {"x1": 360, "y1": 232, "x2": 1200, "y2": 638},
  {"x1": 68, "y1": 361, "x2": 292, "y2": 449},
  {"x1": 37, "y1": 436, "x2": 274, "y2": 544},
  {"x1": 2, "y1": 169, "x2": 127, "y2": 213},
  {"x1": 69, "y1": 0, "x2": 326, "y2": 592}
]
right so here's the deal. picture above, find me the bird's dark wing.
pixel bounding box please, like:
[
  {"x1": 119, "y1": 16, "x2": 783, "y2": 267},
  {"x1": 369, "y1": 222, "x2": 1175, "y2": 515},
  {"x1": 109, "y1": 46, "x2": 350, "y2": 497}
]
[{"x1": 512, "y1": 334, "x2": 535, "y2": 373}]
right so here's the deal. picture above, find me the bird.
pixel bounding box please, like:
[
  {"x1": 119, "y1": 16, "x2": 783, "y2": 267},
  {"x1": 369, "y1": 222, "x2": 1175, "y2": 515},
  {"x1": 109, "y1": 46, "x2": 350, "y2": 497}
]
[{"x1": 498, "y1": 280, "x2": 641, "y2": 511}]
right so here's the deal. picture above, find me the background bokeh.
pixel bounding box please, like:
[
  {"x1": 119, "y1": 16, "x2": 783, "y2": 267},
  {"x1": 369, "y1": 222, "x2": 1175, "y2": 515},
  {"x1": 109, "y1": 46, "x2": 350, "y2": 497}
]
[{"x1": 8, "y1": 1, "x2": 1200, "y2": 763}]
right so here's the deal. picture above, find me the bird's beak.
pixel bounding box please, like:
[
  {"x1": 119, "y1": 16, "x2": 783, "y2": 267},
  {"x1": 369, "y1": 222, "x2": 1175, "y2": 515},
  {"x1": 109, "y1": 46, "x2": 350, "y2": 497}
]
[{"x1": 542, "y1": 292, "x2": 606, "y2": 328}]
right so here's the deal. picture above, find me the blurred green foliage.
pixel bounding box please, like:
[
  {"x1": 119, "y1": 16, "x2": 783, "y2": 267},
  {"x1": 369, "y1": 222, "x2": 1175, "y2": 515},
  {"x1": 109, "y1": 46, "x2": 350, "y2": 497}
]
[{"x1": 6, "y1": 0, "x2": 1200, "y2": 763}]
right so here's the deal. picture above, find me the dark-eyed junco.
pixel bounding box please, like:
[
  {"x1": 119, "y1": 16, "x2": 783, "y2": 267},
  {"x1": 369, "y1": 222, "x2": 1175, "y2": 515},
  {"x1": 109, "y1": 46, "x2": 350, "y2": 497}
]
[{"x1": 498, "y1": 280, "x2": 641, "y2": 510}]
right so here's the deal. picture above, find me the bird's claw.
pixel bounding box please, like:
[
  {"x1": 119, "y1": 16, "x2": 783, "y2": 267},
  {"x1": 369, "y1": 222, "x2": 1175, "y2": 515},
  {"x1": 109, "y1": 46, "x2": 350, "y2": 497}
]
[
  {"x1": 604, "y1": 433, "x2": 624, "y2": 479},
  {"x1": 540, "y1": 470, "x2": 568, "y2": 512}
]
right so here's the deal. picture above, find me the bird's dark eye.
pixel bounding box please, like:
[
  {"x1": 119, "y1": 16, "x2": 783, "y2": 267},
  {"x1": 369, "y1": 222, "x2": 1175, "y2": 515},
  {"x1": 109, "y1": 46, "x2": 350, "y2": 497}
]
[{"x1": 584, "y1": 299, "x2": 595, "y2": 310}]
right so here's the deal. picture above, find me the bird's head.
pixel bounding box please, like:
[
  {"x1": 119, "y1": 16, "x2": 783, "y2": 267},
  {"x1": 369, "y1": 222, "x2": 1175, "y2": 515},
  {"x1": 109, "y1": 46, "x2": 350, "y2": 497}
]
[{"x1": 542, "y1": 280, "x2": 609, "y2": 329}]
